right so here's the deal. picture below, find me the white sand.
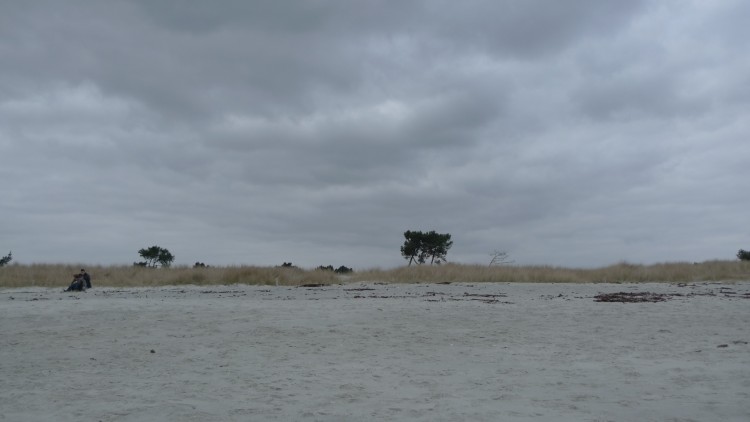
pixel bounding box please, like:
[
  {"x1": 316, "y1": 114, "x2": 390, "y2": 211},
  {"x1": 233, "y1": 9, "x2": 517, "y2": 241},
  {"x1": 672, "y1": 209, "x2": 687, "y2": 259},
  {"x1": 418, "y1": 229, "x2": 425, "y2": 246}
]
[{"x1": 1, "y1": 282, "x2": 749, "y2": 421}]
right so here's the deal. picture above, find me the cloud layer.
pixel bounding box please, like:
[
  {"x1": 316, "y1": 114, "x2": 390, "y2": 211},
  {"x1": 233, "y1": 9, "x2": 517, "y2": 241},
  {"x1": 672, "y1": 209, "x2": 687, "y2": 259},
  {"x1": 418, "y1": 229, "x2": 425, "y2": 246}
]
[{"x1": 1, "y1": 0, "x2": 748, "y2": 268}]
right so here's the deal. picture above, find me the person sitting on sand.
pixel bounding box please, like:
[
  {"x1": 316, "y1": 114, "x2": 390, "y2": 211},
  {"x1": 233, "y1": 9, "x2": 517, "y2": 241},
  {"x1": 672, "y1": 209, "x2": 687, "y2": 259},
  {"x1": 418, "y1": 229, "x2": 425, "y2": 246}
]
[
  {"x1": 80, "y1": 269, "x2": 91, "y2": 289},
  {"x1": 64, "y1": 273, "x2": 86, "y2": 292}
]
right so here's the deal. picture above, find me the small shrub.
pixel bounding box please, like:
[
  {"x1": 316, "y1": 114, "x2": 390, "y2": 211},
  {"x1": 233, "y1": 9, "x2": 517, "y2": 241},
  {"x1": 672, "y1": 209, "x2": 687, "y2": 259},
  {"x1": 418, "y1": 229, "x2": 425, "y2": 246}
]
[
  {"x1": 317, "y1": 265, "x2": 353, "y2": 274},
  {"x1": 335, "y1": 265, "x2": 353, "y2": 274},
  {"x1": 737, "y1": 249, "x2": 750, "y2": 261},
  {"x1": 0, "y1": 251, "x2": 11, "y2": 267}
]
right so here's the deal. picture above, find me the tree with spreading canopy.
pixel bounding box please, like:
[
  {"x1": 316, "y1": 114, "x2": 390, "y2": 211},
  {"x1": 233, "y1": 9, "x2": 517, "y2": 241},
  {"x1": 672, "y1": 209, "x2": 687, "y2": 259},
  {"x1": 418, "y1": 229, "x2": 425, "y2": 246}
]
[
  {"x1": 400, "y1": 230, "x2": 453, "y2": 265},
  {"x1": 738, "y1": 249, "x2": 750, "y2": 261},
  {"x1": 134, "y1": 245, "x2": 174, "y2": 268}
]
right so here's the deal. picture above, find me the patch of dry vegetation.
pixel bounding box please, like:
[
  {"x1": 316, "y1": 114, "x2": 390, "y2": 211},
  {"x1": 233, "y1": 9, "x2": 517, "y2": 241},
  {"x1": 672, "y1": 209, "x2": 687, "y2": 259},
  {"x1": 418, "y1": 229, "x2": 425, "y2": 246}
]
[
  {"x1": 354, "y1": 260, "x2": 750, "y2": 284},
  {"x1": 0, "y1": 264, "x2": 338, "y2": 288},
  {"x1": 1, "y1": 260, "x2": 748, "y2": 288}
]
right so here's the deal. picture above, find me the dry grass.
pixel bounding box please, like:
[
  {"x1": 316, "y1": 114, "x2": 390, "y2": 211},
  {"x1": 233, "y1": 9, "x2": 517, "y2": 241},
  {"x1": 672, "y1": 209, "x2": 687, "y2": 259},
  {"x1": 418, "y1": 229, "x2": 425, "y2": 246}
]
[
  {"x1": 0, "y1": 265, "x2": 338, "y2": 288},
  {"x1": 355, "y1": 260, "x2": 750, "y2": 284},
  {"x1": 1, "y1": 260, "x2": 748, "y2": 288}
]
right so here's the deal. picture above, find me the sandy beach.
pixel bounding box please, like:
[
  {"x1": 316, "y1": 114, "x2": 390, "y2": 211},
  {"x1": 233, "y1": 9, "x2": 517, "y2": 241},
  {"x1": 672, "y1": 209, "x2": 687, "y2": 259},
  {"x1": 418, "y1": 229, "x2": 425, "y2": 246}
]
[{"x1": 1, "y1": 282, "x2": 749, "y2": 421}]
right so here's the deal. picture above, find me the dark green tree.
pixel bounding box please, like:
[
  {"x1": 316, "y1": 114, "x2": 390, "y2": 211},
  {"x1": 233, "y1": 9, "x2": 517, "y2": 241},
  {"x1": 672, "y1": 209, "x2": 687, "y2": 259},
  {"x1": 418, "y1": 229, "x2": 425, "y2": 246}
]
[
  {"x1": 738, "y1": 249, "x2": 750, "y2": 261},
  {"x1": 135, "y1": 245, "x2": 174, "y2": 268},
  {"x1": 401, "y1": 230, "x2": 425, "y2": 265},
  {"x1": 0, "y1": 251, "x2": 11, "y2": 267},
  {"x1": 400, "y1": 230, "x2": 453, "y2": 265},
  {"x1": 423, "y1": 231, "x2": 453, "y2": 265}
]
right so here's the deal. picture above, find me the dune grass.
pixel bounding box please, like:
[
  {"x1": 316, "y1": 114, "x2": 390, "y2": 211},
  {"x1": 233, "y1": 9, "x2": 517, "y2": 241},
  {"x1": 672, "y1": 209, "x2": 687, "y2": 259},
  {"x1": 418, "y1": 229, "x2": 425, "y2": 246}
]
[
  {"x1": 0, "y1": 264, "x2": 339, "y2": 288},
  {"x1": 1, "y1": 260, "x2": 749, "y2": 288},
  {"x1": 355, "y1": 260, "x2": 750, "y2": 284}
]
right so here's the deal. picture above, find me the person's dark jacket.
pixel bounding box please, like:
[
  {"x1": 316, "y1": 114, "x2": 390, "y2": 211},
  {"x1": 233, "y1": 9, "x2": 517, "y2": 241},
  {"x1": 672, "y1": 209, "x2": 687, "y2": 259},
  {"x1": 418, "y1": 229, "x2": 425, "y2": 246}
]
[{"x1": 65, "y1": 276, "x2": 85, "y2": 292}]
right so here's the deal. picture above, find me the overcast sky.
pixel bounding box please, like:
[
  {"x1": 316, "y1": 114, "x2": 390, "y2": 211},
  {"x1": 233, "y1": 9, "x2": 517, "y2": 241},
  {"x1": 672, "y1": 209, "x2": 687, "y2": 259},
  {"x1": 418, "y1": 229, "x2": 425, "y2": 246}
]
[{"x1": 1, "y1": 1, "x2": 748, "y2": 269}]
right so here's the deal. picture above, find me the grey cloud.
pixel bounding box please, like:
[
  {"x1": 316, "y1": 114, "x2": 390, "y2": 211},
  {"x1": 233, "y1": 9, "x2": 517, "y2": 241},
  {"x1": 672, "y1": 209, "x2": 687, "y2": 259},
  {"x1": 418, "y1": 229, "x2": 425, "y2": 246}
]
[
  {"x1": 574, "y1": 72, "x2": 708, "y2": 120},
  {"x1": 424, "y1": 0, "x2": 647, "y2": 58},
  {"x1": 1, "y1": 0, "x2": 748, "y2": 268}
]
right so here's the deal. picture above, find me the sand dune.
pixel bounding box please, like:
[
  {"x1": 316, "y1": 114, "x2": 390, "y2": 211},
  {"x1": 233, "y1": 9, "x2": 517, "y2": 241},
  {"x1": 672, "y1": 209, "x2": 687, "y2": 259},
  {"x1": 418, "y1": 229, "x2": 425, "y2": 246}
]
[{"x1": 1, "y1": 282, "x2": 749, "y2": 421}]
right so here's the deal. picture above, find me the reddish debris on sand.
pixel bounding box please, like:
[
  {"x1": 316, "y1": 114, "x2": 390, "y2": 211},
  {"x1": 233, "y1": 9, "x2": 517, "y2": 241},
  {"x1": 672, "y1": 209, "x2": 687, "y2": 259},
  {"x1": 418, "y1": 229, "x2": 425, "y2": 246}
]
[{"x1": 594, "y1": 292, "x2": 670, "y2": 303}]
